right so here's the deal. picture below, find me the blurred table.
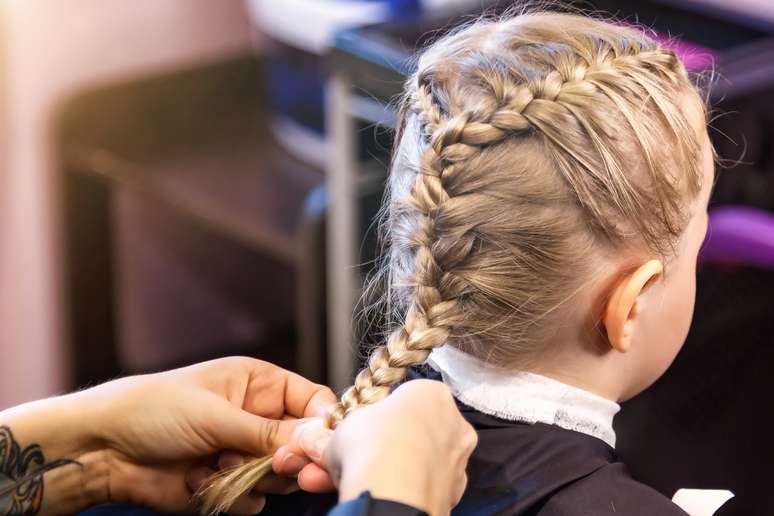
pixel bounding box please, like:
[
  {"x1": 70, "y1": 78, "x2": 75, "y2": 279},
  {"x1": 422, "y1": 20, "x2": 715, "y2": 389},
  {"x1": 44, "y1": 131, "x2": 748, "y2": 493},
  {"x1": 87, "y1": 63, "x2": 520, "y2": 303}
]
[{"x1": 60, "y1": 56, "x2": 324, "y2": 386}]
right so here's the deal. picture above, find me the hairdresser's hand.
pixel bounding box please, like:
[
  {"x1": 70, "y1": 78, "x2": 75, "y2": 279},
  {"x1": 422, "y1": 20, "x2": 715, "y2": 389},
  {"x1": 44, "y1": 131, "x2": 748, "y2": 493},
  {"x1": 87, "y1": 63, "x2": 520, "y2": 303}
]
[
  {"x1": 98, "y1": 357, "x2": 335, "y2": 513},
  {"x1": 274, "y1": 380, "x2": 477, "y2": 515},
  {"x1": 0, "y1": 357, "x2": 335, "y2": 515}
]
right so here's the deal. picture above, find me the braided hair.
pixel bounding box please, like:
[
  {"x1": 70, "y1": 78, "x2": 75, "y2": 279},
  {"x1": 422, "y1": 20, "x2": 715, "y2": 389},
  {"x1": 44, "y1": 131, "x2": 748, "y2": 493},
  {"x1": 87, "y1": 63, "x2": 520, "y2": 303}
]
[
  {"x1": 326, "y1": 11, "x2": 705, "y2": 423},
  {"x1": 198, "y1": 11, "x2": 708, "y2": 513}
]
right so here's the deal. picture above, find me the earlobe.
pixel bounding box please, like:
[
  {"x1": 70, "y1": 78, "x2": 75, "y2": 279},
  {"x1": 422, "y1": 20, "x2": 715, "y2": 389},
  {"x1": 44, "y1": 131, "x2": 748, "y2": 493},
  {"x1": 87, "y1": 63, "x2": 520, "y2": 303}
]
[{"x1": 603, "y1": 260, "x2": 663, "y2": 353}]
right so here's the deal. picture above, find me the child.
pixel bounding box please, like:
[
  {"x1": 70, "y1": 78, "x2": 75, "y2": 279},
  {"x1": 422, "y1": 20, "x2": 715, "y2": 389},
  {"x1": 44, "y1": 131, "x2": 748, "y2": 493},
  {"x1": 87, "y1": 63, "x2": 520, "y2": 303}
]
[
  {"x1": 212, "y1": 9, "x2": 730, "y2": 516},
  {"x1": 320, "y1": 9, "x2": 725, "y2": 515}
]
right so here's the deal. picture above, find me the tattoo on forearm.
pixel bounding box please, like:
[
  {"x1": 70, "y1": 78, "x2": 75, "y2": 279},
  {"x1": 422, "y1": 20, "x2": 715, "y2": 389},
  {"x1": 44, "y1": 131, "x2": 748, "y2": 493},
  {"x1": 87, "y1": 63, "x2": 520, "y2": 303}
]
[
  {"x1": 0, "y1": 425, "x2": 43, "y2": 515},
  {"x1": 0, "y1": 425, "x2": 77, "y2": 515}
]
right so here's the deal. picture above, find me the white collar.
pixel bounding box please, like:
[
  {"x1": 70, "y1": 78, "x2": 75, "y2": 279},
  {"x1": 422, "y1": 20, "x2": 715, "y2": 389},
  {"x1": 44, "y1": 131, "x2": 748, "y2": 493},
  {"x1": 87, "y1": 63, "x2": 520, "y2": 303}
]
[{"x1": 426, "y1": 345, "x2": 620, "y2": 447}]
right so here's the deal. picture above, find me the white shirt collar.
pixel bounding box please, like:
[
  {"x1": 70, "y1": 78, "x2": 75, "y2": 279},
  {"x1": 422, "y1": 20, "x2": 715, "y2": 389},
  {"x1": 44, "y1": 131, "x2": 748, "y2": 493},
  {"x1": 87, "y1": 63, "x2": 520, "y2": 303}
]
[{"x1": 426, "y1": 345, "x2": 621, "y2": 447}]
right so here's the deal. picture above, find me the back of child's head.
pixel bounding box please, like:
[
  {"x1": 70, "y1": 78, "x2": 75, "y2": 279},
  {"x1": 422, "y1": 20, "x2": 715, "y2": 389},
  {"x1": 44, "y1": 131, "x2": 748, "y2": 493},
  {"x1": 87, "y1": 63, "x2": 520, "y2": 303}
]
[
  {"x1": 327, "y1": 9, "x2": 709, "y2": 423},
  {"x1": 194, "y1": 10, "x2": 713, "y2": 513}
]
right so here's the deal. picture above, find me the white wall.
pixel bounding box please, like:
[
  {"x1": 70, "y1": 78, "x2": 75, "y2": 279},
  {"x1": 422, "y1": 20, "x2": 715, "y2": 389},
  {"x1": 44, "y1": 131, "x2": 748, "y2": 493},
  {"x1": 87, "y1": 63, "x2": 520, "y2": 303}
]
[{"x1": 0, "y1": 0, "x2": 254, "y2": 408}]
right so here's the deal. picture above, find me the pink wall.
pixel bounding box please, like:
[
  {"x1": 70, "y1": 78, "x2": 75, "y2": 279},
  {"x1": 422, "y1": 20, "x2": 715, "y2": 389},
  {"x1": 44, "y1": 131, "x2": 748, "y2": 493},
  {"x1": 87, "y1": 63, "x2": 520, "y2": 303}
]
[{"x1": 0, "y1": 0, "x2": 254, "y2": 408}]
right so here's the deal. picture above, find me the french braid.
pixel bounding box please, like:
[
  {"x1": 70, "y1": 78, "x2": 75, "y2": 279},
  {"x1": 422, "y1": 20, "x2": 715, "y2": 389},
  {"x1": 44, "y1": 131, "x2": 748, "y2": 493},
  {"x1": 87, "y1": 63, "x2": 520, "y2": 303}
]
[
  {"x1": 329, "y1": 82, "x2": 475, "y2": 423},
  {"x1": 327, "y1": 40, "x2": 700, "y2": 421}
]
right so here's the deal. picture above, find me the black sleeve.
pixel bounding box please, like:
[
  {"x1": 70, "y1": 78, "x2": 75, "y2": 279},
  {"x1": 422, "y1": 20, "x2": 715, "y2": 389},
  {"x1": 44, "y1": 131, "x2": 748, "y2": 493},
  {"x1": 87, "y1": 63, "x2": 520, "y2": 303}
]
[{"x1": 327, "y1": 491, "x2": 428, "y2": 516}]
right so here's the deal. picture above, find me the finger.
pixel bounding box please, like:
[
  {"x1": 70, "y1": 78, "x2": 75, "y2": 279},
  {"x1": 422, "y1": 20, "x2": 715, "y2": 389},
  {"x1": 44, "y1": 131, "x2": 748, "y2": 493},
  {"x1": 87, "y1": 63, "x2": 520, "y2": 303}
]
[
  {"x1": 244, "y1": 365, "x2": 336, "y2": 419},
  {"x1": 273, "y1": 445, "x2": 310, "y2": 476},
  {"x1": 252, "y1": 472, "x2": 299, "y2": 495},
  {"x1": 273, "y1": 433, "x2": 335, "y2": 493},
  {"x1": 275, "y1": 420, "x2": 337, "y2": 492},
  {"x1": 297, "y1": 463, "x2": 336, "y2": 493},
  {"x1": 304, "y1": 387, "x2": 338, "y2": 419},
  {"x1": 110, "y1": 460, "x2": 198, "y2": 513},
  {"x1": 280, "y1": 370, "x2": 336, "y2": 419},
  {"x1": 295, "y1": 420, "x2": 334, "y2": 466},
  {"x1": 225, "y1": 493, "x2": 266, "y2": 516},
  {"x1": 214, "y1": 403, "x2": 303, "y2": 456},
  {"x1": 186, "y1": 465, "x2": 216, "y2": 494},
  {"x1": 218, "y1": 450, "x2": 247, "y2": 470}
]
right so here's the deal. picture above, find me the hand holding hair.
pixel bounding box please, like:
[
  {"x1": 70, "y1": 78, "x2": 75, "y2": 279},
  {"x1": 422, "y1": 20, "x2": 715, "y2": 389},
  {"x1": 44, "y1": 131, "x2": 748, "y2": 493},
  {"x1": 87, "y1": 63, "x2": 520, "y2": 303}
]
[
  {"x1": 273, "y1": 380, "x2": 478, "y2": 516},
  {"x1": 0, "y1": 357, "x2": 335, "y2": 515}
]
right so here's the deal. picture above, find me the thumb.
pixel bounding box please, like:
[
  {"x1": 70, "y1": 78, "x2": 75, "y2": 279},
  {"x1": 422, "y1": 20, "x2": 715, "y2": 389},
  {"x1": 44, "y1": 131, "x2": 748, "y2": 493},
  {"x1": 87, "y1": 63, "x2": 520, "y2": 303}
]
[
  {"x1": 213, "y1": 403, "x2": 301, "y2": 456},
  {"x1": 296, "y1": 420, "x2": 334, "y2": 468}
]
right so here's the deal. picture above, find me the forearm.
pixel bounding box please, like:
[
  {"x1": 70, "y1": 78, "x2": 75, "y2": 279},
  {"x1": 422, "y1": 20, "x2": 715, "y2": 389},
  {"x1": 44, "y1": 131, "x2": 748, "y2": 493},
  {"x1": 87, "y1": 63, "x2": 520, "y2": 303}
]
[{"x1": 0, "y1": 393, "x2": 109, "y2": 514}]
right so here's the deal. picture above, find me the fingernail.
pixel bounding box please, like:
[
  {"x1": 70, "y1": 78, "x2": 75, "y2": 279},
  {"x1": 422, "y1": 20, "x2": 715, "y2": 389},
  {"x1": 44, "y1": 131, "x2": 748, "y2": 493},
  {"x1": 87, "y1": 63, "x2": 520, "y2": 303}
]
[
  {"x1": 298, "y1": 425, "x2": 330, "y2": 462},
  {"x1": 279, "y1": 452, "x2": 309, "y2": 474}
]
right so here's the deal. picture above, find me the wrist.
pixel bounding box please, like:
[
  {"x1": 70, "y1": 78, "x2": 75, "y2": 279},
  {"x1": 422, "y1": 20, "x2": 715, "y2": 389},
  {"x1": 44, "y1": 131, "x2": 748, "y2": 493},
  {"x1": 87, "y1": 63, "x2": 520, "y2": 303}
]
[
  {"x1": 0, "y1": 394, "x2": 111, "y2": 514},
  {"x1": 39, "y1": 450, "x2": 111, "y2": 514},
  {"x1": 0, "y1": 392, "x2": 103, "y2": 461}
]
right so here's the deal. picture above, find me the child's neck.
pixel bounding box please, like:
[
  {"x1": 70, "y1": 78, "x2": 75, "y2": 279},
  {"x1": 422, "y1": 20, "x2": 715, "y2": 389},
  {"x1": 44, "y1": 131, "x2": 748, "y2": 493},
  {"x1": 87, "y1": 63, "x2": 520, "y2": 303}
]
[
  {"x1": 525, "y1": 340, "x2": 630, "y2": 403},
  {"x1": 529, "y1": 365, "x2": 622, "y2": 403}
]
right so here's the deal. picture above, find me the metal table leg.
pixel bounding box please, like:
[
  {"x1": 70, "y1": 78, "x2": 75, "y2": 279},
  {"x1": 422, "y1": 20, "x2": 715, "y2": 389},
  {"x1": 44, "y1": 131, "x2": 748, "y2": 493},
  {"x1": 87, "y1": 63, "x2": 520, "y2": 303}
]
[{"x1": 325, "y1": 73, "x2": 358, "y2": 392}]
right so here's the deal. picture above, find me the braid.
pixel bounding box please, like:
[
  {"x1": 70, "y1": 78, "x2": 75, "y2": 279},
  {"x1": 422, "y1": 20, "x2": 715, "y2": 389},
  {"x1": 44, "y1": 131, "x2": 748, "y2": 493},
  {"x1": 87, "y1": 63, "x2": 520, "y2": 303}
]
[
  {"x1": 328, "y1": 83, "x2": 472, "y2": 425},
  {"x1": 329, "y1": 44, "x2": 688, "y2": 425},
  {"x1": 408, "y1": 49, "x2": 682, "y2": 150}
]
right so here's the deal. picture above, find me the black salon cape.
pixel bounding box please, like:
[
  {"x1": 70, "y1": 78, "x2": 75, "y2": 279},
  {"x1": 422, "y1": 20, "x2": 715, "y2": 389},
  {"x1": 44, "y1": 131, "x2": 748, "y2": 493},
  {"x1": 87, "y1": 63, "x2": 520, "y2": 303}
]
[{"x1": 264, "y1": 367, "x2": 689, "y2": 516}]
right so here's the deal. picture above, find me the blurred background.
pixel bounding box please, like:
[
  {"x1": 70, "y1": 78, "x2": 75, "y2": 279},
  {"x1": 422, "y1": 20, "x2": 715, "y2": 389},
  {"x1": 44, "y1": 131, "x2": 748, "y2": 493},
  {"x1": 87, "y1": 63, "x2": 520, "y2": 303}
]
[{"x1": 1, "y1": 0, "x2": 774, "y2": 513}]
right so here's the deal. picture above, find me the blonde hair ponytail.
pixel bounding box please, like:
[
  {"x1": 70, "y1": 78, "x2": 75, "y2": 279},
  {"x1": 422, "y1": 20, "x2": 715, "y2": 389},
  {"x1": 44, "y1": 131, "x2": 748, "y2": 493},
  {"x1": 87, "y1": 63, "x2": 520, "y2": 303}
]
[{"x1": 198, "y1": 10, "x2": 707, "y2": 513}]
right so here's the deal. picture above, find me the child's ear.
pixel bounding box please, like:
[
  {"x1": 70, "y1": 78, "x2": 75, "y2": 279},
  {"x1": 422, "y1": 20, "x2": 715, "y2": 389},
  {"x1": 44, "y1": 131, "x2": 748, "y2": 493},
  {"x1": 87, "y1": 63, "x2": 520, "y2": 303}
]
[{"x1": 602, "y1": 260, "x2": 663, "y2": 353}]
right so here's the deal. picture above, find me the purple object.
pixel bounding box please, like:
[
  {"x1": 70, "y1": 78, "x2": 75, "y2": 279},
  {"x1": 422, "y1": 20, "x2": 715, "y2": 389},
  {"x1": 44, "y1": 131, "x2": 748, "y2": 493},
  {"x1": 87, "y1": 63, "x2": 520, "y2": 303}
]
[
  {"x1": 701, "y1": 206, "x2": 774, "y2": 269},
  {"x1": 616, "y1": 22, "x2": 717, "y2": 72},
  {"x1": 653, "y1": 33, "x2": 716, "y2": 72}
]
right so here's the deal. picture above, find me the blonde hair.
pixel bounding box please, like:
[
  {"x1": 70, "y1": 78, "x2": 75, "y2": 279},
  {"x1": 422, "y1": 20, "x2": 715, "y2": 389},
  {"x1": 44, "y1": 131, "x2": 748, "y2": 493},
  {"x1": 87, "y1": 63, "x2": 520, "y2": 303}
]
[{"x1": 199, "y1": 10, "x2": 707, "y2": 513}]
